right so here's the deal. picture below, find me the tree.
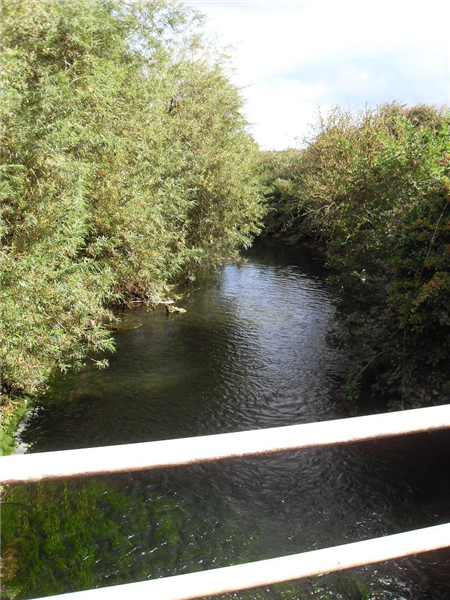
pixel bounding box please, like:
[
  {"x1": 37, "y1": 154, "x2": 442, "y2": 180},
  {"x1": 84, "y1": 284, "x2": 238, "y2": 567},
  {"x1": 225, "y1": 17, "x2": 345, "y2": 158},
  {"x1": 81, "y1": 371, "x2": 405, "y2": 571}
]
[{"x1": 1, "y1": 0, "x2": 264, "y2": 398}]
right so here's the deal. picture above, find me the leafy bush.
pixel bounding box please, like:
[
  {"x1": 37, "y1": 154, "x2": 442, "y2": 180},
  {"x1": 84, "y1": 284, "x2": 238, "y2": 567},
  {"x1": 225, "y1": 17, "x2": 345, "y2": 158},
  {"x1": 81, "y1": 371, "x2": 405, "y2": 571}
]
[
  {"x1": 1, "y1": 0, "x2": 264, "y2": 398},
  {"x1": 262, "y1": 104, "x2": 450, "y2": 406}
]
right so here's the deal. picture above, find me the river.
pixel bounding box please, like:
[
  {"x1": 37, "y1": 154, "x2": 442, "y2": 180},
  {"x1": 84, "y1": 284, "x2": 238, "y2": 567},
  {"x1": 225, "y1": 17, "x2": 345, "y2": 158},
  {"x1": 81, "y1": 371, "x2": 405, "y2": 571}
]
[{"x1": 3, "y1": 241, "x2": 450, "y2": 600}]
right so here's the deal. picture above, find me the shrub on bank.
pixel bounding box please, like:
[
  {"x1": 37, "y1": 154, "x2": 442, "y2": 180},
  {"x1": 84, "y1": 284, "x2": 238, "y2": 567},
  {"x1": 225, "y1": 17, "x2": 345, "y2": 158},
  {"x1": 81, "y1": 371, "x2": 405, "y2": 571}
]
[
  {"x1": 0, "y1": 0, "x2": 264, "y2": 401},
  {"x1": 262, "y1": 104, "x2": 450, "y2": 406}
]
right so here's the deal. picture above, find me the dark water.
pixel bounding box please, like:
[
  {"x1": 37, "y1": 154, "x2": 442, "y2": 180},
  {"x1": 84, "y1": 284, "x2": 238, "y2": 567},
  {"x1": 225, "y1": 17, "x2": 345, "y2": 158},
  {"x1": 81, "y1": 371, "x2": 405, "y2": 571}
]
[{"x1": 5, "y1": 242, "x2": 450, "y2": 599}]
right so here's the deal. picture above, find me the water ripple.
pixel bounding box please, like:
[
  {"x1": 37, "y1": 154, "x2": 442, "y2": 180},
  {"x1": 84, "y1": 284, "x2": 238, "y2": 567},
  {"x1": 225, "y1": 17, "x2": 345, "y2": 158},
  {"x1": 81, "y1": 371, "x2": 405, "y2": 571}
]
[{"x1": 19, "y1": 242, "x2": 450, "y2": 599}]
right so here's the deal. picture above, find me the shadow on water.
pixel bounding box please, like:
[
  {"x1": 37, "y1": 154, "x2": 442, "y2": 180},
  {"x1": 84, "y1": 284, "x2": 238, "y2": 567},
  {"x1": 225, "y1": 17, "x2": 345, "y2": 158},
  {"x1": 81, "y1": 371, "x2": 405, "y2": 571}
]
[{"x1": 3, "y1": 241, "x2": 450, "y2": 599}]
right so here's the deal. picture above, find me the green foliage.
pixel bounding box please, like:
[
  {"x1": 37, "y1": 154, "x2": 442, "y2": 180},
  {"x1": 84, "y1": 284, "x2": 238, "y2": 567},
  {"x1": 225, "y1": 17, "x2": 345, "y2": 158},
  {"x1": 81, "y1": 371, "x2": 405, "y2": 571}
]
[
  {"x1": 262, "y1": 104, "x2": 450, "y2": 405},
  {"x1": 0, "y1": 396, "x2": 32, "y2": 456},
  {"x1": 1, "y1": 0, "x2": 264, "y2": 397},
  {"x1": 258, "y1": 149, "x2": 303, "y2": 238}
]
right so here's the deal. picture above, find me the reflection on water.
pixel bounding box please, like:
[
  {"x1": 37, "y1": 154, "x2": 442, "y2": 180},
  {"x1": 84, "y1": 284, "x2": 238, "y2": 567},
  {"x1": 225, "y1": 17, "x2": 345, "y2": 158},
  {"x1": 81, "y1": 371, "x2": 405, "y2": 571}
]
[{"x1": 4, "y1": 241, "x2": 450, "y2": 599}]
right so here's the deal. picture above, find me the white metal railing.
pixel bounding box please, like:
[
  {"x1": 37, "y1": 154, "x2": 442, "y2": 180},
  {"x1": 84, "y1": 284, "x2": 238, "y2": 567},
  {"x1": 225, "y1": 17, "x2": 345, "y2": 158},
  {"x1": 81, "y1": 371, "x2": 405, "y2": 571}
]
[
  {"x1": 1, "y1": 404, "x2": 450, "y2": 484},
  {"x1": 2, "y1": 404, "x2": 450, "y2": 599}
]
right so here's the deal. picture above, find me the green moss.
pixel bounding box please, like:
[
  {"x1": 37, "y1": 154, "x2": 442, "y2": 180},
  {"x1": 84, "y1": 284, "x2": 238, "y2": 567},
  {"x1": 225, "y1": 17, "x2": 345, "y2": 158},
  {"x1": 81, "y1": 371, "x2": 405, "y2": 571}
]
[{"x1": 0, "y1": 396, "x2": 32, "y2": 456}]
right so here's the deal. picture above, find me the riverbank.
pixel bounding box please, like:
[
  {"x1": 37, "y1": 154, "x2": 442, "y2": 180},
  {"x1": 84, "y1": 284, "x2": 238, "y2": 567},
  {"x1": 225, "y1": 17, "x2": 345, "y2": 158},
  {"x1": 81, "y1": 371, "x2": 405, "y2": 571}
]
[
  {"x1": 1, "y1": 0, "x2": 265, "y2": 432},
  {"x1": 0, "y1": 395, "x2": 33, "y2": 456},
  {"x1": 260, "y1": 104, "x2": 450, "y2": 407}
]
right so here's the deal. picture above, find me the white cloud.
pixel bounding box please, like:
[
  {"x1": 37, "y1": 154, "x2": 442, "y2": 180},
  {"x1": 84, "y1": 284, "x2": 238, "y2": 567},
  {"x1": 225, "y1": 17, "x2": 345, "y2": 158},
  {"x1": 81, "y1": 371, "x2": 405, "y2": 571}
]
[
  {"x1": 242, "y1": 80, "x2": 328, "y2": 149},
  {"x1": 186, "y1": 0, "x2": 450, "y2": 149}
]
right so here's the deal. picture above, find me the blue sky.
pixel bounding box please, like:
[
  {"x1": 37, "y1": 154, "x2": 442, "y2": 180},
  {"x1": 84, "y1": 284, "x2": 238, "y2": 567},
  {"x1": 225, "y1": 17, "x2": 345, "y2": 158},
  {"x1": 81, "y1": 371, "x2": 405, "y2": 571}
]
[{"x1": 184, "y1": 0, "x2": 450, "y2": 149}]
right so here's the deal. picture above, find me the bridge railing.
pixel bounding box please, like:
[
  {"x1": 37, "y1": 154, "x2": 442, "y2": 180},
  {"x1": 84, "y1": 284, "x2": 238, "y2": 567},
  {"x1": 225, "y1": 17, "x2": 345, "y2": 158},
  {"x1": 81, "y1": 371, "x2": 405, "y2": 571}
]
[{"x1": 2, "y1": 404, "x2": 450, "y2": 600}]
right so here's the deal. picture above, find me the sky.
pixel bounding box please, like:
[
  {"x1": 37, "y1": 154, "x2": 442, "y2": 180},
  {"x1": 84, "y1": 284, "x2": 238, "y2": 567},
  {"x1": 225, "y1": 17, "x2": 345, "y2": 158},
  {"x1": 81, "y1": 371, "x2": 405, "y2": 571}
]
[{"x1": 184, "y1": 0, "x2": 450, "y2": 150}]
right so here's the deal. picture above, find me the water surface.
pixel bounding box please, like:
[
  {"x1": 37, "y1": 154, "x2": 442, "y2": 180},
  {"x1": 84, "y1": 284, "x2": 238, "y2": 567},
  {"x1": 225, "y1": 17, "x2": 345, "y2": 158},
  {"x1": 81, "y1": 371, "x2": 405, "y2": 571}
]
[{"x1": 5, "y1": 241, "x2": 450, "y2": 599}]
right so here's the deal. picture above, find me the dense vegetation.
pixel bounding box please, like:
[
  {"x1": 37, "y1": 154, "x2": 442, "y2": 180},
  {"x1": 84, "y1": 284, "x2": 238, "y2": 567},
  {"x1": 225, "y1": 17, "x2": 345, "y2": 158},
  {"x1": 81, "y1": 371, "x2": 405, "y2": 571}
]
[
  {"x1": 262, "y1": 104, "x2": 450, "y2": 407},
  {"x1": 1, "y1": 0, "x2": 264, "y2": 414}
]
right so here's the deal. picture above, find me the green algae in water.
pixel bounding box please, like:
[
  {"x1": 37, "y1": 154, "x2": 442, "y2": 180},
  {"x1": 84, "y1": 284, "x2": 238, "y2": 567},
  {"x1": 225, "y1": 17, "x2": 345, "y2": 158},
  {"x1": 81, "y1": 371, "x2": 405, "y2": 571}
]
[
  {"x1": 1, "y1": 481, "x2": 175, "y2": 599},
  {"x1": 1, "y1": 478, "x2": 246, "y2": 600},
  {"x1": 2, "y1": 480, "x2": 377, "y2": 600}
]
